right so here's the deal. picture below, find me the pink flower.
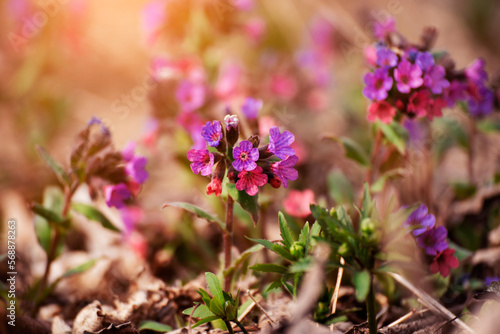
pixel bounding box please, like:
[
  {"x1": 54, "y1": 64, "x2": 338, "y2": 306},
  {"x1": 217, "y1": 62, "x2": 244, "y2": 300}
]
[
  {"x1": 176, "y1": 80, "x2": 206, "y2": 112},
  {"x1": 283, "y1": 189, "x2": 315, "y2": 218},
  {"x1": 430, "y1": 248, "x2": 459, "y2": 277},
  {"x1": 206, "y1": 178, "x2": 222, "y2": 197},
  {"x1": 259, "y1": 116, "x2": 278, "y2": 138},
  {"x1": 119, "y1": 206, "x2": 143, "y2": 237},
  {"x1": 373, "y1": 16, "x2": 396, "y2": 40},
  {"x1": 236, "y1": 167, "x2": 268, "y2": 196},
  {"x1": 127, "y1": 232, "x2": 148, "y2": 259},
  {"x1": 215, "y1": 62, "x2": 242, "y2": 100},
  {"x1": 407, "y1": 90, "x2": 431, "y2": 117},
  {"x1": 244, "y1": 18, "x2": 266, "y2": 44},
  {"x1": 427, "y1": 98, "x2": 446, "y2": 121},
  {"x1": 270, "y1": 74, "x2": 297, "y2": 101},
  {"x1": 234, "y1": 0, "x2": 254, "y2": 11},
  {"x1": 141, "y1": 0, "x2": 166, "y2": 46},
  {"x1": 177, "y1": 112, "x2": 205, "y2": 149},
  {"x1": 367, "y1": 101, "x2": 396, "y2": 124},
  {"x1": 104, "y1": 183, "x2": 131, "y2": 209},
  {"x1": 364, "y1": 46, "x2": 378, "y2": 67},
  {"x1": 187, "y1": 149, "x2": 214, "y2": 176},
  {"x1": 394, "y1": 60, "x2": 423, "y2": 93}
]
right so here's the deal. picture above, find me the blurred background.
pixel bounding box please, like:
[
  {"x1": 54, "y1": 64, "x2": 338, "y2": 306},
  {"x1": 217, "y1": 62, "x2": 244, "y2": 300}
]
[{"x1": 1, "y1": 0, "x2": 500, "y2": 280}]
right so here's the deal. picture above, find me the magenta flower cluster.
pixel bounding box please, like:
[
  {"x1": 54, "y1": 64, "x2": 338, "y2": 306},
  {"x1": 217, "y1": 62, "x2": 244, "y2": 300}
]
[
  {"x1": 363, "y1": 18, "x2": 499, "y2": 124},
  {"x1": 187, "y1": 113, "x2": 298, "y2": 196},
  {"x1": 404, "y1": 204, "x2": 458, "y2": 277}
]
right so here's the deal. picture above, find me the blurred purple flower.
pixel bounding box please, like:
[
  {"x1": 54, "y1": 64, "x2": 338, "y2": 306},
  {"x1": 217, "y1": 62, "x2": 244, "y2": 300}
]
[
  {"x1": 236, "y1": 166, "x2": 268, "y2": 196},
  {"x1": 87, "y1": 116, "x2": 110, "y2": 135},
  {"x1": 272, "y1": 155, "x2": 298, "y2": 188},
  {"x1": 415, "y1": 52, "x2": 434, "y2": 72},
  {"x1": 373, "y1": 16, "x2": 395, "y2": 40},
  {"x1": 268, "y1": 126, "x2": 295, "y2": 159},
  {"x1": 403, "y1": 119, "x2": 427, "y2": 146},
  {"x1": 416, "y1": 226, "x2": 449, "y2": 255},
  {"x1": 466, "y1": 82, "x2": 494, "y2": 117},
  {"x1": 119, "y1": 206, "x2": 143, "y2": 237},
  {"x1": 175, "y1": 80, "x2": 206, "y2": 112},
  {"x1": 104, "y1": 184, "x2": 131, "y2": 209},
  {"x1": 233, "y1": 140, "x2": 259, "y2": 171},
  {"x1": 187, "y1": 149, "x2": 214, "y2": 176},
  {"x1": 215, "y1": 62, "x2": 241, "y2": 100},
  {"x1": 444, "y1": 80, "x2": 467, "y2": 106},
  {"x1": 465, "y1": 58, "x2": 488, "y2": 83},
  {"x1": 485, "y1": 276, "x2": 499, "y2": 285},
  {"x1": 403, "y1": 204, "x2": 435, "y2": 236},
  {"x1": 201, "y1": 121, "x2": 223, "y2": 147},
  {"x1": 122, "y1": 142, "x2": 136, "y2": 162},
  {"x1": 363, "y1": 68, "x2": 393, "y2": 100},
  {"x1": 394, "y1": 60, "x2": 423, "y2": 93},
  {"x1": 424, "y1": 65, "x2": 450, "y2": 94},
  {"x1": 310, "y1": 17, "x2": 335, "y2": 51},
  {"x1": 233, "y1": 0, "x2": 254, "y2": 11},
  {"x1": 241, "y1": 97, "x2": 263, "y2": 119},
  {"x1": 376, "y1": 47, "x2": 398, "y2": 68},
  {"x1": 126, "y1": 157, "x2": 149, "y2": 184}
]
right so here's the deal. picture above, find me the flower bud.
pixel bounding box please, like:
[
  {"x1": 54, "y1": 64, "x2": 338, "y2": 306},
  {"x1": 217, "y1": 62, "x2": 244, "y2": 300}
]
[
  {"x1": 290, "y1": 241, "x2": 305, "y2": 258},
  {"x1": 224, "y1": 114, "x2": 240, "y2": 148}
]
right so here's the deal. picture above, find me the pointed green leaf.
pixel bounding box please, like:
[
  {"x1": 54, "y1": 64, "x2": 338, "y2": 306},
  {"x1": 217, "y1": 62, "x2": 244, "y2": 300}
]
[
  {"x1": 205, "y1": 272, "x2": 224, "y2": 304},
  {"x1": 31, "y1": 203, "x2": 69, "y2": 227},
  {"x1": 299, "y1": 222, "x2": 310, "y2": 251},
  {"x1": 224, "y1": 244, "x2": 264, "y2": 277},
  {"x1": 377, "y1": 121, "x2": 408, "y2": 154},
  {"x1": 250, "y1": 263, "x2": 288, "y2": 274},
  {"x1": 353, "y1": 270, "x2": 371, "y2": 302},
  {"x1": 247, "y1": 237, "x2": 276, "y2": 251},
  {"x1": 278, "y1": 212, "x2": 294, "y2": 248},
  {"x1": 361, "y1": 183, "x2": 373, "y2": 219},
  {"x1": 183, "y1": 304, "x2": 215, "y2": 318},
  {"x1": 265, "y1": 279, "x2": 284, "y2": 293},
  {"x1": 36, "y1": 145, "x2": 70, "y2": 185},
  {"x1": 61, "y1": 259, "x2": 97, "y2": 278},
  {"x1": 162, "y1": 202, "x2": 224, "y2": 230},
  {"x1": 192, "y1": 315, "x2": 220, "y2": 328},
  {"x1": 71, "y1": 203, "x2": 120, "y2": 232},
  {"x1": 272, "y1": 244, "x2": 295, "y2": 262},
  {"x1": 196, "y1": 288, "x2": 212, "y2": 307},
  {"x1": 227, "y1": 184, "x2": 259, "y2": 226},
  {"x1": 138, "y1": 321, "x2": 173, "y2": 332}
]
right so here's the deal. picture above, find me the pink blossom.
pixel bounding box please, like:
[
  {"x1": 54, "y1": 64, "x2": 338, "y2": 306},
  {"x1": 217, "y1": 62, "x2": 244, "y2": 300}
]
[
  {"x1": 430, "y1": 248, "x2": 459, "y2": 277},
  {"x1": 367, "y1": 101, "x2": 396, "y2": 124},
  {"x1": 176, "y1": 80, "x2": 206, "y2": 112},
  {"x1": 141, "y1": 0, "x2": 167, "y2": 46},
  {"x1": 104, "y1": 183, "x2": 131, "y2": 209},
  {"x1": 407, "y1": 90, "x2": 431, "y2": 117},
  {"x1": 206, "y1": 178, "x2": 222, "y2": 197},
  {"x1": 244, "y1": 18, "x2": 266, "y2": 44},
  {"x1": 283, "y1": 189, "x2": 315, "y2": 218},
  {"x1": 270, "y1": 74, "x2": 297, "y2": 101},
  {"x1": 364, "y1": 46, "x2": 378, "y2": 67},
  {"x1": 215, "y1": 62, "x2": 242, "y2": 100},
  {"x1": 236, "y1": 167, "x2": 268, "y2": 196},
  {"x1": 120, "y1": 206, "x2": 143, "y2": 237}
]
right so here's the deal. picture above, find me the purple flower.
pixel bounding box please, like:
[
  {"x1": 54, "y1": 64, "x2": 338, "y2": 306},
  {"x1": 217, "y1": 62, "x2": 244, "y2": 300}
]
[
  {"x1": 122, "y1": 142, "x2": 136, "y2": 162},
  {"x1": 175, "y1": 80, "x2": 206, "y2": 112},
  {"x1": 268, "y1": 126, "x2": 295, "y2": 159},
  {"x1": 119, "y1": 206, "x2": 143, "y2": 237},
  {"x1": 272, "y1": 155, "x2": 298, "y2": 188},
  {"x1": 394, "y1": 60, "x2": 423, "y2": 93},
  {"x1": 187, "y1": 149, "x2": 214, "y2": 176},
  {"x1": 232, "y1": 140, "x2": 259, "y2": 171},
  {"x1": 444, "y1": 80, "x2": 467, "y2": 106},
  {"x1": 416, "y1": 226, "x2": 448, "y2": 255},
  {"x1": 424, "y1": 65, "x2": 450, "y2": 94},
  {"x1": 201, "y1": 121, "x2": 223, "y2": 147},
  {"x1": 87, "y1": 116, "x2": 110, "y2": 135},
  {"x1": 403, "y1": 204, "x2": 435, "y2": 236},
  {"x1": 126, "y1": 157, "x2": 149, "y2": 184},
  {"x1": 415, "y1": 52, "x2": 434, "y2": 72},
  {"x1": 363, "y1": 68, "x2": 393, "y2": 101},
  {"x1": 376, "y1": 47, "x2": 398, "y2": 68},
  {"x1": 466, "y1": 82, "x2": 494, "y2": 117},
  {"x1": 104, "y1": 183, "x2": 131, "y2": 209},
  {"x1": 241, "y1": 97, "x2": 263, "y2": 120},
  {"x1": 485, "y1": 276, "x2": 499, "y2": 285},
  {"x1": 236, "y1": 166, "x2": 268, "y2": 196},
  {"x1": 403, "y1": 119, "x2": 427, "y2": 147},
  {"x1": 465, "y1": 58, "x2": 487, "y2": 83}
]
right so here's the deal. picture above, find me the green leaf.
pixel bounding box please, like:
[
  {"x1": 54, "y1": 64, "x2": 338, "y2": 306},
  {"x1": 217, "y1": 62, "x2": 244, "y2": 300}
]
[
  {"x1": 34, "y1": 187, "x2": 64, "y2": 254},
  {"x1": 224, "y1": 244, "x2": 264, "y2": 277},
  {"x1": 61, "y1": 259, "x2": 97, "y2": 279},
  {"x1": 377, "y1": 121, "x2": 408, "y2": 154},
  {"x1": 71, "y1": 203, "x2": 120, "y2": 232},
  {"x1": 183, "y1": 304, "x2": 215, "y2": 318},
  {"x1": 36, "y1": 145, "x2": 70, "y2": 185},
  {"x1": 335, "y1": 137, "x2": 370, "y2": 167},
  {"x1": 299, "y1": 222, "x2": 310, "y2": 251},
  {"x1": 205, "y1": 272, "x2": 224, "y2": 305},
  {"x1": 353, "y1": 270, "x2": 371, "y2": 302},
  {"x1": 247, "y1": 237, "x2": 276, "y2": 251},
  {"x1": 448, "y1": 241, "x2": 473, "y2": 261},
  {"x1": 227, "y1": 184, "x2": 260, "y2": 226},
  {"x1": 477, "y1": 120, "x2": 500, "y2": 133},
  {"x1": 272, "y1": 244, "x2": 295, "y2": 262},
  {"x1": 278, "y1": 212, "x2": 294, "y2": 249},
  {"x1": 250, "y1": 263, "x2": 288, "y2": 274},
  {"x1": 451, "y1": 182, "x2": 477, "y2": 200},
  {"x1": 192, "y1": 315, "x2": 220, "y2": 328},
  {"x1": 196, "y1": 288, "x2": 212, "y2": 307},
  {"x1": 162, "y1": 202, "x2": 224, "y2": 230},
  {"x1": 31, "y1": 203, "x2": 69, "y2": 228},
  {"x1": 371, "y1": 169, "x2": 405, "y2": 193},
  {"x1": 138, "y1": 321, "x2": 173, "y2": 332},
  {"x1": 361, "y1": 183, "x2": 373, "y2": 219},
  {"x1": 265, "y1": 279, "x2": 284, "y2": 293}
]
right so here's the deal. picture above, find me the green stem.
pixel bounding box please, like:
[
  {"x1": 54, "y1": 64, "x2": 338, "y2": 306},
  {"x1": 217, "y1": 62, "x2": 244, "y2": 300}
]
[
  {"x1": 366, "y1": 273, "x2": 377, "y2": 334},
  {"x1": 224, "y1": 320, "x2": 235, "y2": 334},
  {"x1": 224, "y1": 195, "x2": 234, "y2": 291},
  {"x1": 234, "y1": 320, "x2": 250, "y2": 334}
]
